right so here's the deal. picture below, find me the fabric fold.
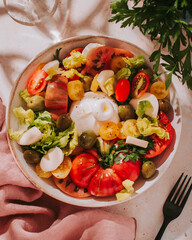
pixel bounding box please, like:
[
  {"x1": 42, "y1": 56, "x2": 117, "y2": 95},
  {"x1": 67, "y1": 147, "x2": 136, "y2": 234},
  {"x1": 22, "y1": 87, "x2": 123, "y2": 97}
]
[{"x1": 0, "y1": 98, "x2": 136, "y2": 240}]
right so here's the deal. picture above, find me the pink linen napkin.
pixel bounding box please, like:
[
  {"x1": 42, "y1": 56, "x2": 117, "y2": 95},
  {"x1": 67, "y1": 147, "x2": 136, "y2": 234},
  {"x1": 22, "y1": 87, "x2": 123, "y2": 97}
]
[{"x1": 0, "y1": 98, "x2": 136, "y2": 240}]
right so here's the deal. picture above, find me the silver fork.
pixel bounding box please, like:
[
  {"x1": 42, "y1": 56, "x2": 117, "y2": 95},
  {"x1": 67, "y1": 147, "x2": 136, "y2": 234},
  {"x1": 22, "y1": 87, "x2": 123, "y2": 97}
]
[{"x1": 155, "y1": 173, "x2": 192, "y2": 240}]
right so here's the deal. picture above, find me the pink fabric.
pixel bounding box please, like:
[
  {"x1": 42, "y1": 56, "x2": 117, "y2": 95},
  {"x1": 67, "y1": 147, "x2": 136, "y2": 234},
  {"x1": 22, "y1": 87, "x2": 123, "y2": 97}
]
[{"x1": 0, "y1": 98, "x2": 136, "y2": 240}]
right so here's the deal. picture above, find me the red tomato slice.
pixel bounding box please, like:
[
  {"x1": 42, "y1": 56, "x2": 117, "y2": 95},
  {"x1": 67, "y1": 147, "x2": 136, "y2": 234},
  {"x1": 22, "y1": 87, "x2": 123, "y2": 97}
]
[
  {"x1": 88, "y1": 168, "x2": 124, "y2": 197},
  {"x1": 66, "y1": 47, "x2": 84, "y2": 57},
  {"x1": 115, "y1": 78, "x2": 130, "y2": 102},
  {"x1": 145, "y1": 111, "x2": 173, "y2": 158},
  {"x1": 27, "y1": 69, "x2": 48, "y2": 95},
  {"x1": 131, "y1": 72, "x2": 150, "y2": 98},
  {"x1": 113, "y1": 48, "x2": 134, "y2": 58},
  {"x1": 85, "y1": 148, "x2": 99, "y2": 160},
  {"x1": 81, "y1": 46, "x2": 115, "y2": 76},
  {"x1": 70, "y1": 153, "x2": 100, "y2": 188},
  {"x1": 53, "y1": 176, "x2": 91, "y2": 198},
  {"x1": 48, "y1": 108, "x2": 68, "y2": 120},
  {"x1": 112, "y1": 159, "x2": 142, "y2": 182},
  {"x1": 45, "y1": 75, "x2": 68, "y2": 112}
]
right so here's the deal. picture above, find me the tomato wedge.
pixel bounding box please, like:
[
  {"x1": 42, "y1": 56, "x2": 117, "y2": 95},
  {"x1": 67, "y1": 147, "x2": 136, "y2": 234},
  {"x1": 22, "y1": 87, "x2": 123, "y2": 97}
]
[
  {"x1": 115, "y1": 78, "x2": 130, "y2": 102},
  {"x1": 113, "y1": 48, "x2": 134, "y2": 58},
  {"x1": 66, "y1": 47, "x2": 84, "y2": 57},
  {"x1": 53, "y1": 176, "x2": 91, "y2": 198},
  {"x1": 81, "y1": 46, "x2": 115, "y2": 76},
  {"x1": 45, "y1": 75, "x2": 68, "y2": 115},
  {"x1": 27, "y1": 69, "x2": 48, "y2": 95},
  {"x1": 70, "y1": 153, "x2": 100, "y2": 188},
  {"x1": 131, "y1": 72, "x2": 150, "y2": 98},
  {"x1": 112, "y1": 159, "x2": 142, "y2": 182},
  {"x1": 145, "y1": 111, "x2": 173, "y2": 158},
  {"x1": 88, "y1": 168, "x2": 124, "y2": 197}
]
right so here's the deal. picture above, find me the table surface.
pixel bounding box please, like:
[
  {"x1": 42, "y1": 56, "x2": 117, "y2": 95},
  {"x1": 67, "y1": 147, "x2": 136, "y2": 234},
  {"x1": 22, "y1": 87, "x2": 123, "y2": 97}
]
[{"x1": 0, "y1": 1, "x2": 192, "y2": 239}]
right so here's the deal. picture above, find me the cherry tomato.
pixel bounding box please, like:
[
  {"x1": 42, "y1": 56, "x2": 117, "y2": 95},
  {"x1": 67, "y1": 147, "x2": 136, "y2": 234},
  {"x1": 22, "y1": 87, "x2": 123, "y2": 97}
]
[
  {"x1": 88, "y1": 168, "x2": 124, "y2": 197},
  {"x1": 99, "y1": 122, "x2": 120, "y2": 141},
  {"x1": 27, "y1": 69, "x2": 48, "y2": 95},
  {"x1": 45, "y1": 75, "x2": 68, "y2": 113},
  {"x1": 110, "y1": 56, "x2": 126, "y2": 73},
  {"x1": 35, "y1": 163, "x2": 52, "y2": 178},
  {"x1": 131, "y1": 72, "x2": 150, "y2": 98},
  {"x1": 145, "y1": 111, "x2": 173, "y2": 158},
  {"x1": 70, "y1": 153, "x2": 100, "y2": 188},
  {"x1": 115, "y1": 78, "x2": 130, "y2": 102},
  {"x1": 150, "y1": 81, "x2": 169, "y2": 99},
  {"x1": 66, "y1": 47, "x2": 84, "y2": 57},
  {"x1": 51, "y1": 156, "x2": 72, "y2": 179},
  {"x1": 112, "y1": 159, "x2": 142, "y2": 182},
  {"x1": 81, "y1": 46, "x2": 115, "y2": 76},
  {"x1": 53, "y1": 176, "x2": 91, "y2": 198}
]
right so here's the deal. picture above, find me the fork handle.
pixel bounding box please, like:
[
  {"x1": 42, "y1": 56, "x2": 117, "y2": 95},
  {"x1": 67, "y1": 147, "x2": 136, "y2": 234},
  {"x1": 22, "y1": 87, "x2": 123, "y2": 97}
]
[{"x1": 155, "y1": 219, "x2": 170, "y2": 240}]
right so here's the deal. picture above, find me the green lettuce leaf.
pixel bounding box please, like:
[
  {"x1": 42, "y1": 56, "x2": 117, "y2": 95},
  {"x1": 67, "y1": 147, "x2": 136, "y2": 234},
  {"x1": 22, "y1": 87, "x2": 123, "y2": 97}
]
[
  {"x1": 115, "y1": 68, "x2": 131, "y2": 80},
  {"x1": 123, "y1": 55, "x2": 145, "y2": 69},
  {"x1": 62, "y1": 51, "x2": 86, "y2": 69},
  {"x1": 62, "y1": 69, "x2": 84, "y2": 79},
  {"x1": 13, "y1": 107, "x2": 35, "y2": 125},
  {"x1": 19, "y1": 89, "x2": 32, "y2": 103},
  {"x1": 136, "y1": 117, "x2": 169, "y2": 140}
]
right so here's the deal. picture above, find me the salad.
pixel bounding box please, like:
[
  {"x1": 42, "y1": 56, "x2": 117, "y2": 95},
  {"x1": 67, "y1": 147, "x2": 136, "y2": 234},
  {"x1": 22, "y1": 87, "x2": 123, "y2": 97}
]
[{"x1": 9, "y1": 43, "x2": 173, "y2": 201}]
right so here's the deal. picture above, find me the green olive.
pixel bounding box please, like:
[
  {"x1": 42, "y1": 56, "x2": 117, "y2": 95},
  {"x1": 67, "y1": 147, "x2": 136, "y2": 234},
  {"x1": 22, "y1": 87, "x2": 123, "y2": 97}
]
[
  {"x1": 159, "y1": 99, "x2": 171, "y2": 113},
  {"x1": 56, "y1": 113, "x2": 72, "y2": 131},
  {"x1": 141, "y1": 161, "x2": 156, "y2": 179},
  {"x1": 138, "y1": 67, "x2": 154, "y2": 81},
  {"x1": 27, "y1": 95, "x2": 45, "y2": 111},
  {"x1": 79, "y1": 131, "x2": 97, "y2": 149},
  {"x1": 23, "y1": 150, "x2": 41, "y2": 164},
  {"x1": 118, "y1": 104, "x2": 136, "y2": 121},
  {"x1": 83, "y1": 76, "x2": 93, "y2": 92}
]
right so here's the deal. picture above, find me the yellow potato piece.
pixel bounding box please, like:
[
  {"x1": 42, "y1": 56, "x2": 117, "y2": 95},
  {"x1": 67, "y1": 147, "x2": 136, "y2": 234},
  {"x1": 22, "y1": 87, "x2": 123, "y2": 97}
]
[
  {"x1": 35, "y1": 163, "x2": 52, "y2": 178},
  {"x1": 122, "y1": 119, "x2": 140, "y2": 137},
  {"x1": 51, "y1": 156, "x2": 72, "y2": 179},
  {"x1": 99, "y1": 121, "x2": 120, "y2": 140},
  {"x1": 150, "y1": 81, "x2": 169, "y2": 99}
]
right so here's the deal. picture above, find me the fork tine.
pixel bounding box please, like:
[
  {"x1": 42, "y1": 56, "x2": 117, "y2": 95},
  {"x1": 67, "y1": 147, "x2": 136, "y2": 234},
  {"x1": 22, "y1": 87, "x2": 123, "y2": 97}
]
[
  {"x1": 175, "y1": 176, "x2": 191, "y2": 205},
  {"x1": 179, "y1": 182, "x2": 192, "y2": 208},
  {"x1": 167, "y1": 173, "x2": 184, "y2": 201},
  {"x1": 172, "y1": 175, "x2": 188, "y2": 203}
]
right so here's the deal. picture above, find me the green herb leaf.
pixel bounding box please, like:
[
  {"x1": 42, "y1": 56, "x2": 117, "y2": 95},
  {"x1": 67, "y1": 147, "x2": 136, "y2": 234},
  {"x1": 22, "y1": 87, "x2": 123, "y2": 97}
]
[
  {"x1": 53, "y1": 48, "x2": 63, "y2": 67},
  {"x1": 109, "y1": 0, "x2": 192, "y2": 90}
]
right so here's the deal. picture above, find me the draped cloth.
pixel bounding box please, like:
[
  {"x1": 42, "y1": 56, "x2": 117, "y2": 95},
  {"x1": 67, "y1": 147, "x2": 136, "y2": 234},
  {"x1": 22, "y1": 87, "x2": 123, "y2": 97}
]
[{"x1": 0, "y1": 98, "x2": 136, "y2": 240}]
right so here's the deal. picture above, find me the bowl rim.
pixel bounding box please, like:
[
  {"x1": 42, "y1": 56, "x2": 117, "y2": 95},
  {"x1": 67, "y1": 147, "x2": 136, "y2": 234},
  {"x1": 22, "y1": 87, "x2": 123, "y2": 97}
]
[{"x1": 6, "y1": 34, "x2": 182, "y2": 207}]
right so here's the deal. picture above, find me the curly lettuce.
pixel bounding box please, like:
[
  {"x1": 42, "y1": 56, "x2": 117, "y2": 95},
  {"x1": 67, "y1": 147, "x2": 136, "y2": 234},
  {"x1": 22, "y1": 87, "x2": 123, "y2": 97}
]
[
  {"x1": 115, "y1": 68, "x2": 131, "y2": 80},
  {"x1": 9, "y1": 109, "x2": 78, "y2": 155},
  {"x1": 62, "y1": 51, "x2": 86, "y2": 69},
  {"x1": 123, "y1": 55, "x2": 145, "y2": 69},
  {"x1": 136, "y1": 117, "x2": 169, "y2": 140}
]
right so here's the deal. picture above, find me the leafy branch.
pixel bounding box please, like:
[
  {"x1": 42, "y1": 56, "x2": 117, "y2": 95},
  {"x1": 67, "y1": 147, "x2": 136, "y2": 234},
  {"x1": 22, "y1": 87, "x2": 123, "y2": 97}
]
[{"x1": 109, "y1": 0, "x2": 192, "y2": 89}]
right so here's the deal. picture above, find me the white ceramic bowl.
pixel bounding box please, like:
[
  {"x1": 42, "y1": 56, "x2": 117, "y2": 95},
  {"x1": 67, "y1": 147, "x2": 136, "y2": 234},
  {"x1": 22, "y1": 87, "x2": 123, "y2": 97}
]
[{"x1": 6, "y1": 35, "x2": 182, "y2": 207}]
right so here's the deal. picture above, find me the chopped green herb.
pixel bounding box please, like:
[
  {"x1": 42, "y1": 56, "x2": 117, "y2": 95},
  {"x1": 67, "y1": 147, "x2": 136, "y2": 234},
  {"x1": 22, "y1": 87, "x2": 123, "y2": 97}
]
[{"x1": 100, "y1": 135, "x2": 154, "y2": 168}]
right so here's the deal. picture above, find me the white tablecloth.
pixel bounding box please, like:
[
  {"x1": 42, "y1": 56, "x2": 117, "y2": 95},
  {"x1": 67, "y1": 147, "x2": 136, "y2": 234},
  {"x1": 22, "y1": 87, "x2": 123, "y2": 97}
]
[{"x1": 1, "y1": 1, "x2": 192, "y2": 239}]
